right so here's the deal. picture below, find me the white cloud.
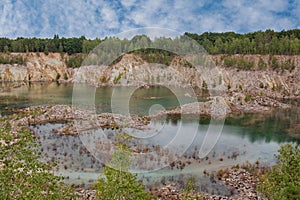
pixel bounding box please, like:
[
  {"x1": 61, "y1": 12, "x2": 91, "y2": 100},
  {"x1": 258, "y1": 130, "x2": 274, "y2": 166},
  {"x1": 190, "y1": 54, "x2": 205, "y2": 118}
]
[
  {"x1": 120, "y1": 0, "x2": 137, "y2": 9},
  {"x1": 0, "y1": 0, "x2": 299, "y2": 38}
]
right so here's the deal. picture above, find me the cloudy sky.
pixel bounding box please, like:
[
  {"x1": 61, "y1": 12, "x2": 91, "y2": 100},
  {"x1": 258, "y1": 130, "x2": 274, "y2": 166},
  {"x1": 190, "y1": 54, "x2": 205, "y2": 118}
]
[{"x1": 0, "y1": 0, "x2": 299, "y2": 38}]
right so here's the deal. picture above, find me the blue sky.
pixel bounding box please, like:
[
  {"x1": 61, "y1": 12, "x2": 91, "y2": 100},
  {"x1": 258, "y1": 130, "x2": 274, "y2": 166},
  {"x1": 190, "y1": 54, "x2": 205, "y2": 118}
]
[{"x1": 0, "y1": 0, "x2": 299, "y2": 39}]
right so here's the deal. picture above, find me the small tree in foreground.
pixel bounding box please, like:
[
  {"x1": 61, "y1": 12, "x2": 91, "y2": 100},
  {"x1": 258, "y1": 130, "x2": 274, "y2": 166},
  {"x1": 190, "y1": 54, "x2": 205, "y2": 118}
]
[
  {"x1": 0, "y1": 121, "x2": 76, "y2": 199},
  {"x1": 93, "y1": 138, "x2": 150, "y2": 200},
  {"x1": 258, "y1": 144, "x2": 300, "y2": 200}
]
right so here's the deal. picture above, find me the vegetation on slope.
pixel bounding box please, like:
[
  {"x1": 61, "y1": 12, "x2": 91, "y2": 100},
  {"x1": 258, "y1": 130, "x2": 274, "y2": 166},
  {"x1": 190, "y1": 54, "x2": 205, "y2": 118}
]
[
  {"x1": 259, "y1": 144, "x2": 300, "y2": 200},
  {"x1": 1, "y1": 29, "x2": 300, "y2": 56},
  {"x1": 0, "y1": 118, "x2": 76, "y2": 199}
]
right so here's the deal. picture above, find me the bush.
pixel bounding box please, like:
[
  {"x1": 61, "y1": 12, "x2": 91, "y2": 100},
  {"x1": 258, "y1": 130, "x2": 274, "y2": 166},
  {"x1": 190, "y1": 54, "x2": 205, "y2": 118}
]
[
  {"x1": 0, "y1": 55, "x2": 25, "y2": 65},
  {"x1": 56, "y1": 73, "x2": 61, "y2": 81},
  {"x1": 258, "y1": 57, "x2": 267, "y2": 70},
  {"x1": 65, "y1": 54, "x2": 85, "y2": 68},
  {"x1": 258, "y1": 144, "x2": 300, "y2": 200},
  {"x1": 245, "y1": 94, "x2": 251, "y2": 102},
  {"x1": 93, "y1": 148, "x2": 150, "y2": 200},
  {"x1": 0, "y1": 120, "x2": 76, "y2": 199},
  {"x1": 223, "y1": 56, "x2": 254, "y2": 70},
  {"x1": 270, "y1": 56, "x2": 279, "y2": 70}
]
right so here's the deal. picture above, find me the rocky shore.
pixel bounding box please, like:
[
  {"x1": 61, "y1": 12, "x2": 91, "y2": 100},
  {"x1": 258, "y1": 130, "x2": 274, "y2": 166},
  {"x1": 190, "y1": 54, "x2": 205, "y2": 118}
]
[
  {"x1": 74, "y1": 166, "x2": 262, "y2": 200},
  {"x1": 10, "y1": 105, "x2": 150, "y2": 135},
  {"x1": 1, "y1": 53, "x2": 300, "y2": 100},
  {"x1": 153, "y1": 93, "x2": 290, "y2": 119}
]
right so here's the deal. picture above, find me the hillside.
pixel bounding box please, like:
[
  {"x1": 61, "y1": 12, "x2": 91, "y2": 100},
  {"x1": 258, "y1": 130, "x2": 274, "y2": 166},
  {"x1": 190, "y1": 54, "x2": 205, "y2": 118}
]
[{"x1": 1, "y1": 53, "x2": 299, "y2": 101}]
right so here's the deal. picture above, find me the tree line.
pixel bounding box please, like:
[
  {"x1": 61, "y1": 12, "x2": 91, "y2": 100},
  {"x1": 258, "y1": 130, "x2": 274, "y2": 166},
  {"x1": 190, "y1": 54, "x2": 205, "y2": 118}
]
[
  {"x1": 185, "y1": 29, "x2": 300, "y2": 55},
  {"x1": 1, "y1": 29, "x2": 300, "y2": 55},
  {"x1": 0, "y1": 34, "x2": 101, "y2": 55}
]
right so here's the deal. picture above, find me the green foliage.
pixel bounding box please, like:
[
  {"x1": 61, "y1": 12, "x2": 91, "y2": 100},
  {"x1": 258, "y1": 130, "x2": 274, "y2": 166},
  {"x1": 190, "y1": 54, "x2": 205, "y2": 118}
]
[
  {"x1": 0, "y1": 120, "x2": 76, "y2": 199},
  {"x1": 270, "y1": 56, "x2": 279, "y2": 70},
  {"x1": 258, "y1": 144, "x2": 300, "y2": 200},
  {"x1": 113, "y1": 72, "x2": 123, "y2": 84},
  {"x1": 93, "y1": 148, "x2": 150, "y2": 200},
  {"x1": 3, "y1": 45, "x2": 9, "y2": 53},
  {"x1": 185, "y1": 176, "x2": 197, "y2": 193},
  {"x1": 63, "y1": 72, "x2": 68, "y2": 80},
  {"x1": 202, "y1": 80, "x2": 207, "y2": 89},
  {"x1": 65, "y1": 54, "x2": 85, "y2": 68},
  {"x1": 258, "y1": 57, "x2": 267, "y2": 70},
  {"x1": 223, "y1": 56, "x2": 255, "y2": 70},
  {"x1": 56, "y1": 73, "x2": 61, "y2": 81},
  {"x1": 0, "y1": 54, "x2": 24, "y2": 65},
  {"x1": 185, "y1": 29, "x2": 300, "y2": 55},
  {"x1": 100, "y1": 76, "x2": 108, "y2": 83},
  {"x1": 0, "y1": 35, "x2": 88, "y2": 54},
  {"x1": 2, "y1": 29, "x2": 300, "y2": 55},
  {"x1": 82, "y1": 39, "x2": 101, "y2": 54},
  {"x1": 245, "y1": 94, "x2": 251, "y2": 102},
  {"x1": 133, "y1": 49, "x2": 174, "y2": 66},
  {"x1": 44, "y1": 45, "x2": 49, "y2": 55},
  {"x1": 281, "y1": 58, "x2": 295, "y2": 72}
]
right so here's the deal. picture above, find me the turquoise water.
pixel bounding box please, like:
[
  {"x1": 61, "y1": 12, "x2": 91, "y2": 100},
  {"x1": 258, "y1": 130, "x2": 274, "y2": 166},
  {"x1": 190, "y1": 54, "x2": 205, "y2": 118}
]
[{"x1": 1, "y1": 82, "x2": 299, "y2": 194}]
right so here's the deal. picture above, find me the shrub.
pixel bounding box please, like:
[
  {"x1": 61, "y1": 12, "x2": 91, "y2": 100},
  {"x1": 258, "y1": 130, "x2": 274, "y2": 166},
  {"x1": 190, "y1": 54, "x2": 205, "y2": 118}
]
[
  {"x1": 270, "y1": 56, "x2": 279, "y2": 70},
  {"x1": 0, "y1": 55, "x2": 25, "y2": 65},
  {"x1": 113, "y1": 73, "x2": 123, "y2": 84},
  {"x1": 94, "y1": 133, "x2": 149, "y2": 199},
  {"x1": 65, "y1": 54, "x2": 85, "y2": 68},
  {"x1": 56, "y1": 73, "x2": 61, "y2": 81},
  {"x1": 223, "y1": 56, "x2": 254, "y2": 70},
  {"x1": 0, "y1": 121, "x2": 76, "y2": 199},
  {"x1": 258, "y1": 57, "x2": 267, "y2": 70},
  {"x1": 64, "y1": 72, "x2": 68, "y2": 80},
  {"x1": 93, "y1": 148, "x2": 150, "y2": 200},
  {"x1": 245, "y1": 94, "x2": 251, "y2": 102},
  {"x1": 258, "y1": 144, "x2": 300, "y2": 200}
]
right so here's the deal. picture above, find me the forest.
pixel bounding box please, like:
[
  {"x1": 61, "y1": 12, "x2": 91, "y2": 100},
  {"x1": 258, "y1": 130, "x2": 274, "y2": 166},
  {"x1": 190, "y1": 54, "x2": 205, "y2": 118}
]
[{"x1": 1, "y1": 29, "x2": 300, "y2": 55}]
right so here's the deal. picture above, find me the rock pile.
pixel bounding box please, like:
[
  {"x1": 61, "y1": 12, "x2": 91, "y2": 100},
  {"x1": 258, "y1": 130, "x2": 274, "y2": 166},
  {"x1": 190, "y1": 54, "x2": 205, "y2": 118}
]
[
  {"x1": 221, "y1": 168, "x2": 259, "y2": 200},
  {"x1": 150, "y1": 167, "x2": 260, "y2": 200},
  {"x1": 153, "y1": 92, "x2": 290, "y2": 119},
  {"x1": 10, "y1": 105, "x2": 150, "y2": 135}
]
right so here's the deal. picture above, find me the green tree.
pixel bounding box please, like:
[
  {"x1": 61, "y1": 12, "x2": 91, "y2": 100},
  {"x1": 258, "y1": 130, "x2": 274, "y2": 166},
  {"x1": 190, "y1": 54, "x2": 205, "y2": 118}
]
[
  {"x1": 258, "y1": 57, "x2": 267, "y2": 70},
  {"x1": 58, "y1": 42, "x2": 64, "y2": 53},
  {"x1": 3, "y1": 45, "x2": 9, "y2": 53},
  {"x1": 93, "y1": 133, "x2": 150, "y2": 200},
  {"x1": 259, "y1": 144, "x2": 300, "y2": 200},
  {"x1": 0, "y1": 120, "x2": 76, "y2": 199},
  {"x1": 44, "y1": 45, "x2": 49, "y2": 55}
]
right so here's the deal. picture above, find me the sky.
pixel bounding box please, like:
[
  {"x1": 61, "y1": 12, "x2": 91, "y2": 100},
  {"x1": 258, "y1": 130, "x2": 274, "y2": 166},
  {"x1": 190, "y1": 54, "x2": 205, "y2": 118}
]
[{"x1": 0, "y1": 0, "x2": 299, "y2": 39}]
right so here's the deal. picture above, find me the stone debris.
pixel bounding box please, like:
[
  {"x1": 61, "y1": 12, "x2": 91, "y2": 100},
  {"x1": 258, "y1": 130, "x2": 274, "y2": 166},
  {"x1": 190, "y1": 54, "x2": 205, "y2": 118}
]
[
  {"x1": 10, "y1": 105, "x2": 150, "y2": 135},
  {"x1": 75, "y1": 188, "x2": 96, "y2": 200},
  {"x1": 153, "y1": 92, "x2": 290, "y2": 119},
  {"x1": 74, "y1": 167, "x2": 260, "y2": 200},
  {"x1": 149, "y1": 168, "x2": 259, "y2": 200},
  {"x1": 221, "y1": 168, "x2": 259, "y2": 200}
]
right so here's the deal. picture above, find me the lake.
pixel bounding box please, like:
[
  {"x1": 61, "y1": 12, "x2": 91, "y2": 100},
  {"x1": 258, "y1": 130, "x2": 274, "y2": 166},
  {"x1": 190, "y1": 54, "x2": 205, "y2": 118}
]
[{"x1": 1, "y1": 82, "x2": 299, "y2": 194}]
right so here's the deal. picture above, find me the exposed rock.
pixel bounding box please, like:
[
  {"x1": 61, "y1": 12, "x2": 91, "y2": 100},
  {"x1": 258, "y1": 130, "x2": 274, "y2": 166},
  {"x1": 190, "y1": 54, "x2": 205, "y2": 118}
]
[
  {"x1": 212, "y1": 54, "x2": 300, "y2": 99},
  {"x1": 0, "y1": 53, "x2": 70, "y2": 82},
  {"x1": 10, "y1": 105, "x2": 150, "y2": 135},
  {"x1": 1, "y1": 53, "x2": 300, "y2": 101},
  {"x1": 153, "y1": 93, "x2": 290, "y2": 118}
]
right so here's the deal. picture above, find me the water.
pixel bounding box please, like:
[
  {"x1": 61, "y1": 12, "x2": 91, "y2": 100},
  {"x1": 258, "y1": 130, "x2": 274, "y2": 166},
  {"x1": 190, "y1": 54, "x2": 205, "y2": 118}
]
[{"x1": 1, "y1": 82, "x2": 299, "y2": 194}]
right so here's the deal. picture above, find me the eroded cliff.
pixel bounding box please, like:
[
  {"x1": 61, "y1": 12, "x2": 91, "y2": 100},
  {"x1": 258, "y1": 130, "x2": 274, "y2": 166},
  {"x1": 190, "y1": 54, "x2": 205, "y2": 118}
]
[{"x1": 1, "y1": 53, "x2": 300, "y2": 100}]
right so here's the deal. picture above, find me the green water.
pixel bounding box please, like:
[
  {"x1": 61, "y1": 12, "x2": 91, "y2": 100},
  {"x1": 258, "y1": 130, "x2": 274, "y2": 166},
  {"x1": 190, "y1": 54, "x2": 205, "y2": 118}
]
[
  {"x1": 0, "y1": 82, "x2": 196, "y2": 115},
  {"x1": 1, "y1": 82, "x2": 299, "y2": 194}
]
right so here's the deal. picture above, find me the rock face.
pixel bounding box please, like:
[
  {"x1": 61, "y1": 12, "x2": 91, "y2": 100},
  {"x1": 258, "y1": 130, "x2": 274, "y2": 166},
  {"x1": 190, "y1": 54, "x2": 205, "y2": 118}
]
[
  {"x1": 212, "y1": 54, "x2": 300, "y2": 99},
  {"x1": 73, "y1": 54, "x2": 213, "y2": 89},
  {"x1": 1, "y1": 53, "x2": 300, "y2": 100},
  {"x1": 73, "y1": 54, "x2": 300, "y2": 99},
  {"x1": 0, "y1": 53, "x2": 71, "y2": 82}
]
